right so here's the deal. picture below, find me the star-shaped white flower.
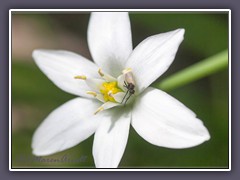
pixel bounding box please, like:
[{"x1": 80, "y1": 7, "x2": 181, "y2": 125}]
[{"x1": 31, "y1": 12, "x2": 210, "y2": 168}]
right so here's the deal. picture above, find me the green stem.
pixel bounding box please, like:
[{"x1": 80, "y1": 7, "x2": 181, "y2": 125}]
[{"x1": 153, "y1": 49, "x2": 228, "y2": 91}]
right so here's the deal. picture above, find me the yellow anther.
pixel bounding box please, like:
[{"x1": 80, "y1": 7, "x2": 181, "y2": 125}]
[
  {"x1": 122, "y1": 67, "x2": 132, "y2": 74},
  {"x1": 74, "y1": 75, "x2": 87, "y2": 80},
  {"x1": 97, "y1": 68, "x2": 116, "y2": 82},
  {"x1": 86, "y1": 91, "x2": 97, "y2": 97},
  {"x1": 94, "y1": 107, "x2": 104, "y2": 115},
  {"x1": 98, "y1": 68, "x2": 104, "y2": 77}
]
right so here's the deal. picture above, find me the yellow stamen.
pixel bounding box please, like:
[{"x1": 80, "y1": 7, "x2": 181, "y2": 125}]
[
  {"x1": 98, "y1": 68, "x2": 104, "y2": 77},
  {"x1": 86, "y1": 91, "x2": 97, "y2": 97},
  {"x1": 74, "y1": 75, "x2": 87, "y2": 80},
  {"x1": 94, "y1": 107, "x2": 104, "y2": 115},
  {"x1": 100, "y1": 82, "x2": 122, "y2": 102},
  {"x1": 122, "y1": 67, "x2": 132, "y2": 74}
]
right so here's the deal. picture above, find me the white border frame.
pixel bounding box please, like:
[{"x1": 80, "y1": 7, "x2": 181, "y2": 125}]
[{"x1": 9, "y1": 9, "x2": 231, "y2": 171}]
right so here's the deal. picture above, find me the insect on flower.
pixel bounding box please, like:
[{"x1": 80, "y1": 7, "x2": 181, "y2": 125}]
[{"x1": 121, "y1": 68, "x2": 136, "y2": 105}]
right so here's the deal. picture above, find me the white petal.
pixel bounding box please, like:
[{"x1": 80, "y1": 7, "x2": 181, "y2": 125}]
[
  {"x1": 95, "y1": 93, "x2": 105, "y2": 103},
  {"x1": 94, "y1": 101, "x2": 120, "y2": 115},
  {"x1": 32, "y1": 98, "x2": 102, "y2": 156},
  {"x1": 132, "y1": 87, "x2": 210, "y2": 149},
  {"x1": 117, "y1": 74, "x2": 126, "y2": 91},
  {"x1": 93, "y1": 108, "x2": 131, "y2": 168},
  {"x1": 112, "y1": 92, "x2": 125, "y2": 103},
  {"x1": 98, "y1": 68, "x2": 116, "y2": 82},
  {"x1": 88, "y1": 12, "x2": 133, "y2": 77},
  {"x1": 126, "y1": 29, "x2": 185, "y2": 93},
  {"x1": 101, "y1": 101, "x2": 120, "y2": 109},
  {"x1": 85, "y1": 78, "x2": 105, "y2": 93},
  {"x1": 33, "y1": 49, "x2": 99, "y2": 98}
]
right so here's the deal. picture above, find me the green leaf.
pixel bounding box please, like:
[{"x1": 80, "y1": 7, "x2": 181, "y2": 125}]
[{"x1": 153, "y1": 49, "x2": 228, "y2": 91}]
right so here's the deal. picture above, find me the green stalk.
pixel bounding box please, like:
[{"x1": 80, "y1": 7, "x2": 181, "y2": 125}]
[{"x1": 153, "y1": 49, "x2": 228, "y2": 91}]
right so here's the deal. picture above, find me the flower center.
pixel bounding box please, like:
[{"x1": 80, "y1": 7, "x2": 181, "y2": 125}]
[
  {"x1": 100, "y1": 81, "x2": 123, "y2": 102},
  {"x1": 74, "y1": 67, "x2": 136, "y2": 114}
]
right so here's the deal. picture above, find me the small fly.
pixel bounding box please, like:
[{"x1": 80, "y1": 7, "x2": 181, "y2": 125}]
[{"x1": 121, "y1": 69, "x2": 135, "y2": 105}]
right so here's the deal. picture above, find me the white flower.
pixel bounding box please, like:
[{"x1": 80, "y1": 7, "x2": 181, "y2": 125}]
[{"x1": 31, "y1": 12, "x2": 210, "y2": 168}]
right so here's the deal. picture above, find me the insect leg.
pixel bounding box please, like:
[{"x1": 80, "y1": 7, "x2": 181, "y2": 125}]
[
  {"x1": 121, "y1": 89, "x2": 129, "y2": 104},
  {"x1": 123, "y1": 81, "x2": 128, "y2": 88},
  {"x1": 124, "y1": 93, "x2": 132, "y2": 106}
]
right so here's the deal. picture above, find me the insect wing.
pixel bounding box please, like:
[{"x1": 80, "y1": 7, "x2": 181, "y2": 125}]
[{"x1": 124, "y1": 72, "x2": 135, "y2": 85}]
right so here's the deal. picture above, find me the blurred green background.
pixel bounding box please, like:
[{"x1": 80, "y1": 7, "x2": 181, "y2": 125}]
[{"x1": 12, "y1": 12, "x2": 229, "y2": 168}]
